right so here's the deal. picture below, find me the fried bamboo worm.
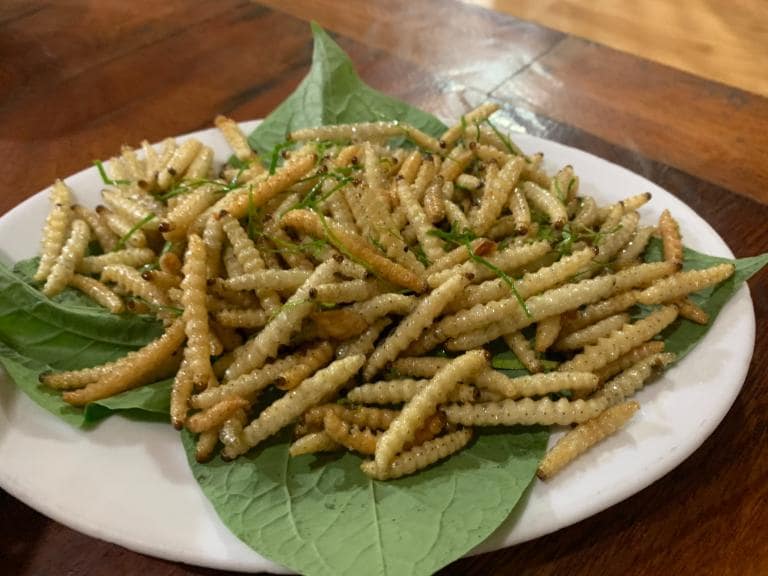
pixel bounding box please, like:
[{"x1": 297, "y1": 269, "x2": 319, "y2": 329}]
[
  {"x1": 336, "y1": 317, "x2": 392, "y2": 359},
  {"x1": 61, "y1": 319, "x2": 186, "y2": 405},
  {"x1": 226, "y1": 354, "x2": 365, "y2": 458},
  {"x1": 323, "y1": 411, "x2": 379, "y2": 455},
  {"x1": 362, "y1": 428, "x2": 473, "y2": 480},
  {"x1": 35, "y1": 180, "x2": 73, "y2": 281},
  {"x1": 444, "y1": 394, "x2": 610, "y2": 426},
  {"x1": 445, "y1": 247, "x2": 594, "y2": 313},
  {"x1": 195, "y1": 429, "x2": 220, "y2": 463},
  {"x1": 374, "y1": 349, "x2": 487, "y2": 471},
  {"x1": 474, "y1": 371, "x2": 598, "y2": 399},
  {"x1": 215, "y1": 114, "x2": 260, "y2": 163},
  {"x1": 219, "y1": 269, "x2": 311, "y2": 292},
  {"x1": 674, "y1": 297, "x2": 709, "y2": 324},
  {"x1": 395, "y1": 175, "x2": 445, "y2": 261},
  {"x1": 289, "y1": 121, "x2": 441, "y2": 153},
  {"x1": 96, "y1": 206, "x2": 148, "y2": 248},
  {"x1": 184, "y1": 145, "x2": 214, "y2": 181},
  {"x1": 274, "y1": 341, "x2": 335, "y2": 390},
  {"x1": 535, "y1": 314, "x2": 562, "y2": 353},
  {"x1": 192, "y1": 344, "x2": 332, "y2": 409},
  {"x1": 637, "y1": 264, "x2": 734, "y2": 305},
  {"x1": 572, "y1": 196, "x2": 599, "y2": 229},
  {"x1": 289, "y1": 432, "x2": 340, "y2": 456},
  {"x1": 364, "y1": 273, "x2": 468, "y2": 380},
  {"x1": 594, "y1": 353, "x2": 676, "y2": 406},
  {"x1": 346, "y1": 379, "x2": 478, "y2": 405},
  {"x1": 594, "y1": 210, "x2": 639, "y2": 265},
  {"x1": 559, "y1": 291, "x2": 639, "y2": 335},
  {"x1": 423, "y1": 176, "x2": 446, "y2": 224},
  {"x1": 77, "y1": 248, "x2": 156, "y2": 275},
  {"x1": 180, "y1": 235, "x2": 216, "y2": 391},
  {"x1": 223, "y1": 258, "x2": 338, "y2": 380},
  {"x1": 302, "y1": 405, "x2": 400, "y2": 432},
  {"x1": 521, "y1": 181, "x2": 567, "y2": 229},
  {"x1": 593, "y1": 341, "x2": 666, "y2": 384},
  {"x1": 390, "y1": 357, "x2": 451, "y2": 379},
  {"x1": 441, "y1": 274, "x2": 617, "y2": 340},
  {"x1": 101, "y1": 188, "x2": 160, "y2": 232},
  {"x1": 41, "y1": 349, "x2": 181, "y2": 393},
  {"x1": 72, "y1": 204, "x2": 118, "y2": 252},
  {"x1": 537, "y1": 400, "x2": 640, "y2": 480},
  {"x1": 472, "y1": 156, "x2": 525, "y2": 235},
  {"x1": 554, "y1": 313, "x2": 631, "y2": 351},
  {"x1": 439, "y1": 102, "x2": 499, "y2": 149},
  {"x1": 503, "y1": 332, "x2": 542, "y2": 373},
  {"x1": 186, "y1": 396, "x2": 250, "y2": 434},
  {"x1": 43, "y1": 219, "x2": 90, "y2": 297},
  {"x1": 201, "y1": 152, "x2": 316, "y2": 224},
  {"x1": 658, "y1": 209, "x2": 683, "y2": 268},
  {"x1": 311, "y1": 279, "x2": 385, "y2": 304},
  {"x1": 160, "y1": 184, "x2": 220, "y2": 242},
  {"x1": 142, "y1": 269, "x2": 181, "y2": 292},
  {"x1": 425, "y1": 238, "x2": 496, "y2": 277},
  {"x1": 68, "y1": 274, "x2": 124, "y2": 313},
  {"x1": 439, "y1": 145, "x2": 474, "y2": 182},
  {"x1": 214, "y1": 308, "x2": 268, "y2": 328},
  {"x1": 614, "y1": 226, "x2": 655, "y2": 268},
  {"x1": 558, "y1": 306, "x2": 678, "y2": 373},
  {"x1": 157, "y1": 139, "x2": 203, "y2": 190},
  {"x1": 446, "y1": 262, "x2": 678, "y2": 349},
  {"x1": 427, "y1": 240, "x2": 550, "y2": 288},
  {"x1": 280, "y1": 209, "x2": 426, "y2": 293},
  {"x1": 217, "y1": 211, "x2": 281, "y2": 315},
  {"x1": 509, "y1": 185, "x2": 531, "y2": 235},
  {"x1": 101, "y1": 264, "x2": 170, "y2": 308}
]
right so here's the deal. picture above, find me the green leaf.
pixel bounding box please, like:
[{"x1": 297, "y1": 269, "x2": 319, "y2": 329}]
[
  {"x1": 0, "y1": 260, "x2": 162, "y2": 370},
  {"x1": 643, "y1": 238, "x2": 768, "y2": 359},
  {"x1": 83, "y1": 379, "x2": 172, "y2": 423},
  {"x1": 246, "y1": 23, "x2": 446, "y2": 157},
  {"x1": 0, "y1": 260, "x2": 169, "y2": 425},
  {"x1": 0, "y1": 340, "x2": 172, "y2": 426},
  {"x1": 183, "y1": 427, "x2": 548, "y2": 576},
  {"x1": 0, "y1": 342, "x2": 84, "y2": 426}
]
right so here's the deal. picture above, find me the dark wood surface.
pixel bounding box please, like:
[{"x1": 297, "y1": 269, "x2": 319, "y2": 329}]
[{"x1": 1, "y1": 1, "x2": 766, "y2": 575}]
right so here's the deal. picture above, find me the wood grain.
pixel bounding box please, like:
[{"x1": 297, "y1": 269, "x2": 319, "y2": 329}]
[
  {"x1": 0, "y1": 1, "x2": 766, "y2": 575},
  {"x1": 491, "y1": 36, "x2": 768, "y2": 207},
  {"x1": 258, "y1": 0, "x2": 768, "y2": 207},
  {"x1": 464, "y1": 0, "x2": 768, "y2": 98}
]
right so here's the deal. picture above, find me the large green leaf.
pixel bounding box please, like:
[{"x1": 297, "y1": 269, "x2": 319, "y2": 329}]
[
  {"x1": 247, "y1": 23, "x2": 446, "y2": 157},
  {"x1": 0, "y1": 340, "x2": 172, "y2": 426},
  {"x1": 184, "y1": 426, "x2": 548, "y2": 576},
  {"x1": 0, "y1": 260, "x2": 169, "y2": 425},
  {"x1": 0, "y1": 260, "x2": 162, "y2": 370},
  {"x1": 0, "y1": 342, "x2": 85, "y2": 426},
  {"x1": 82, "y1": 379, "x2": 172, "y2": 424}
]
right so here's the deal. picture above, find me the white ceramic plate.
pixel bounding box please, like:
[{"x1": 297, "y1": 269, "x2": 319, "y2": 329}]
[{"x1": 0, "y1": 122, "x2": 754, "y2": 573}]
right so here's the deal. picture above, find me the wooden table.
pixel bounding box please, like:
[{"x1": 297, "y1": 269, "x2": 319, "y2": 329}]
[{"x1": 1, "y1": 1, "x2": 766, "y2": 574}]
